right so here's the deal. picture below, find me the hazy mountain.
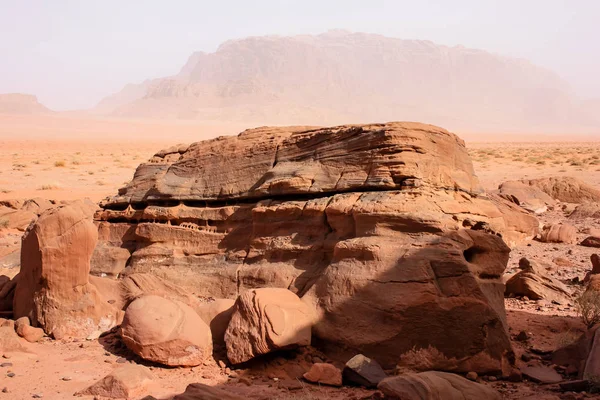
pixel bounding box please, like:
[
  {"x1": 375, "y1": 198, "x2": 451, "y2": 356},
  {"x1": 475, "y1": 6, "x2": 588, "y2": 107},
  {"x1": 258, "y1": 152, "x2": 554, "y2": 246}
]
[
  {"x1": 95, "y1": 31, "x2": 597, "y2": 132},
  {"x1": 0, "y1": 93, "x2": 52, "y2": 115}
]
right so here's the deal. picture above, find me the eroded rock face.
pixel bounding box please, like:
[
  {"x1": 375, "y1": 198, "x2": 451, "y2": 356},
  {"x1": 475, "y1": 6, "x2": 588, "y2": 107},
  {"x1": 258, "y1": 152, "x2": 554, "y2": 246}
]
[
  {"x1": 95, "y1": 122, "x2": 518, "y2": 373},
  {"x1": 225, "y1": 288, "x2": 312, "y2": 364},
  {"x1": 13, "y1": 201, "x2": 119, "y2": 339}
]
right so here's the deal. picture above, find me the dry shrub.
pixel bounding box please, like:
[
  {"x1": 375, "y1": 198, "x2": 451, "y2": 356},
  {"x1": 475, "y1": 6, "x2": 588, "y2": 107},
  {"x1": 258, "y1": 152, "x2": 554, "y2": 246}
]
[
  {"x1": 555, "y1": 329, "x2": 580, "y2": 349},
  {"x1": 38, "y1": 183, "x2": 60, "y2": 190},
  {"x1": 398, "y1": 346, "x2": 455, "y2": 372},
  {"x1": 0, "y1": 219, "x2": 8, "y2": 229},
  {"x1": 54, "y1": 160, "x2": 66, "y2": 167},
  {"x1": 576, "y1": 290, "x2": 600, "y2": 328}
]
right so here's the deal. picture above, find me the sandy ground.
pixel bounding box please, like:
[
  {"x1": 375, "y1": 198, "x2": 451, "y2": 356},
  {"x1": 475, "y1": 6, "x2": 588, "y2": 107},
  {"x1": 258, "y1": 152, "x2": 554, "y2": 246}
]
[
  {"x1": 469, "y1": 142, "x2": 600, "y2": 191},
  {"x1": 2, "y1": 115, "x2": 600, "y2": 399}
]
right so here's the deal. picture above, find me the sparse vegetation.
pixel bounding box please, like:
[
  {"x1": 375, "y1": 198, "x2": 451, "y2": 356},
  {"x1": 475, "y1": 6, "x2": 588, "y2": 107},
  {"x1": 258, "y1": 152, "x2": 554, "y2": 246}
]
[
  {"x1": 576, "y1": 290, "x2": 600, "y2": 328},
  {"x1": 38, "y1": 183, "x2": 61, "y2": 190},
  {"x1": 54, "y1": 160, "x2": 66, "y2": 167},
  {"x1": 556, "y1": 329, "x2": 580, "y2": 349},
  {"x1": 0, "y1": 219, "x2": 8, "y2": 229}
]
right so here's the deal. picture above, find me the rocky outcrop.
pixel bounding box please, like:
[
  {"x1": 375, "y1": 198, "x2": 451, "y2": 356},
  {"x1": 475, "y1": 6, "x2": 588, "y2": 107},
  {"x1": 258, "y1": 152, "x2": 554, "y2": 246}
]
[
  {"x1": 540, "y1": 223, "x2": 577, "y2": 244},
  {"x1": 569, "y1": 202, "x2": 600, "y2": 220},
  {"x1": 0, "y1": 323, "x2": 33, "y2": 356},
  {"x1": 303, "y1": 363, "x2": 343, "y2": 386},
  {"x1": 377, "y1": 371, "x2": 502, "y2": 400},
  {"x1": 488, "y1": 194, "x2": 540, "y2": 245},
  {"x1": 520, "y1": 177, "x2": 600, "y2": 204},
  {"x1": 13, "y1": 201, "x2": 119, "y2": 339},
  {"x1": 497, "y1": 180, "x2": 556, "y2": 213},
  {"x1": 225, "y1": 288, "x2": 312, "y2": 364},
  {"x1": 0, "y1": 198, "x2": 56, "y2": 231},
  {"x1": 505, "y1": 258, "x2": 571, "y2": 303},
  {"x1": 95, "y1": 122, "x2": 519, "y2": 373},
  {"x1": 120, "y1": 295, "x2": 213, "y2": 367}
]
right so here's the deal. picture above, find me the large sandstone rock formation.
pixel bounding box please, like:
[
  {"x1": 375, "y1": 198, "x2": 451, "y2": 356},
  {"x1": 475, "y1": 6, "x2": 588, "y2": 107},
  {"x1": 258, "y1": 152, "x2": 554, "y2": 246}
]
[
  {"x1": 95, "y1": 122, "x2": 524, "y2": 373},
  {"x1": 13, "y1": 201, "x2": 119, "y2": 339}
]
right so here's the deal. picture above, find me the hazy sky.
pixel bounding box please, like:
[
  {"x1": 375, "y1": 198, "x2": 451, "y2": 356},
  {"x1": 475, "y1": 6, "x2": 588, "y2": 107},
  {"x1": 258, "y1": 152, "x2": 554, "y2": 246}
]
[{"x1": 1, "y1": 0, "x2": 599, "y2": 110}]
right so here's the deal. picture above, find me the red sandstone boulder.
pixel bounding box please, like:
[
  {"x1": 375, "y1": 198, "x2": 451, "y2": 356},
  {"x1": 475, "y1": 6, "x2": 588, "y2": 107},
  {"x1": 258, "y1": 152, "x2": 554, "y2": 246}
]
[
  {"x1": 0, "y1": 324, "x2": 33, "y2": 356},
  {"x1": 378, "y1": 371, "x2": 502, "y2": 400},
  {"x1": 497, "y1": 180, "x2": 556, "y2": 213},
  {"x1": 13, "y1": 201, "x2": 119, "y2": 339},
  {"x1": 540, "y1": 223, "x2": 577, "y2": 244},
  {"x1": 172, "y1": 383, "x2": 245, "y2": 400},
  {"x1": 303, "y1": 363, "x2": 343, "y2": 387},
  {"x1": 505, "y1": 258, "x2": 570, "y2": 303},
  {"x1": 569, "y1": 202, "x2": 600, "y2": 220},
  {"x1": 0, "y1": 198, "x2": 57, "y2": 231},
  {"x1": 74, "y1": 365, "x2": 153, "y2": 398},
  {"x1": 120, "y1": 295, "x2": 212, "y2": 367},
  {"x1": 14, "y1": 316, "x2": 44, "y2": 343},
  {"x1": 519, "y1": 177, "x2": 600, "y2": 204},
  {"x1": 225, "y1": 288, "x2": 312, "y2": 364}
]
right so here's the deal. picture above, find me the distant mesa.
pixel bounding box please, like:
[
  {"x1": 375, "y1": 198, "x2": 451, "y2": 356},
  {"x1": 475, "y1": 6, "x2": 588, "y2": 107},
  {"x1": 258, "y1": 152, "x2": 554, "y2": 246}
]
[
  {"x1": 0, "y1": 93, "x2": 52, "y2": 115},
  {"x1": 93, "y1": 30, "x2": 598, "y2": 132}
]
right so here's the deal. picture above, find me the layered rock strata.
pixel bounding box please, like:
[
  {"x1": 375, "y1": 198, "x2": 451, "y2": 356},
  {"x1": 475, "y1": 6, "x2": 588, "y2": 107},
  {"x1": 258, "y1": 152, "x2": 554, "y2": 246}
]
[{"x1": 95, "y1": 122, "x2": 526, "y2": 373}]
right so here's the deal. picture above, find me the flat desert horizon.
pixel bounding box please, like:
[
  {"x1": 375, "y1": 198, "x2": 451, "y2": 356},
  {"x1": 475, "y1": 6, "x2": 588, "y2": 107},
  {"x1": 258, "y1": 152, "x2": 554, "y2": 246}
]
[{"x1": 1, "y1": 112, "x2": 599, "y2": 203}]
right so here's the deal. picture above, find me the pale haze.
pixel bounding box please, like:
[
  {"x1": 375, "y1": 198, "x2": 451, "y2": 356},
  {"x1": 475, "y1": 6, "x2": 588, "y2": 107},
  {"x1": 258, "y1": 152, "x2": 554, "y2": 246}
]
[{"x1": 1, "y1": 0, "x2": 599, "y2": 110}]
